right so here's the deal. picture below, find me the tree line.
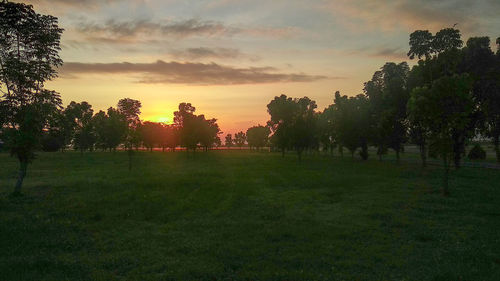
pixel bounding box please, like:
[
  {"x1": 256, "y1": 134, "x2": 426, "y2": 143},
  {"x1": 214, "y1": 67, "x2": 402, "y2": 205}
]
[
  {"x1": 1, "y1": 1, "x2": 499, "y2": 195},
  {"x1": 262, "y1": 28, "x2": 500, "y2": 195}
]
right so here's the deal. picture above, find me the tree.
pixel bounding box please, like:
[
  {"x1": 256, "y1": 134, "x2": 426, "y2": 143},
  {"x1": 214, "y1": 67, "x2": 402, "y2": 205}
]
[
  {"x1": 118, "y1": 98, "x2": 141, "y2": 170},
  {"x1": 407, "y1": 27, "x2": 466, "y2": 168},
  {"x1": 317, "y1": 106, "x2": 336, "y2": 155},
  {"x1": 365, "y1": 62, "x2": 410, "y2": 162},
  {"x1": 461, "y1": 37, "x2": 500, "y2": 163},
  {"x1": 225, "y1": 133, "x2": 233, "y2": 148},
  {"x1": 408, "y1": 74, "x2": 473, "y2": 195},
  {"x1": 234, "y1": 131, "x2": 246, "y2": 149},
  {"x1": 246, "y1": 125, "x2": 270, "y2": 151},
  {"x1": 267, "y1": 94, "x2": 295, "y2": 157},
  {"x1": 0, "y1": 1, "x2": 64, "y2": 194},
  {"x1": 93, "y1": 107, "x2": 127, "y2": 151},
  {"x1": 65, "y1": 101, "x2": 94, "y2": 152},
  {"x1": 290, "y1": 97, "x2": 317, "y2": 161},
  {"x1": 331, "y1": 92, "x2": 371, "y2": 159},
  {"x1": 173, "y1": 102, "x2": 220, "y2": 151}
]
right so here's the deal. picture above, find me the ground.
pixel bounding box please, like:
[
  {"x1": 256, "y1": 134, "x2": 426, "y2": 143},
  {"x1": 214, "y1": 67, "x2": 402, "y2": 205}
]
[{"x1": 1, "y1": 150, "x2": 499, "y2": 280}]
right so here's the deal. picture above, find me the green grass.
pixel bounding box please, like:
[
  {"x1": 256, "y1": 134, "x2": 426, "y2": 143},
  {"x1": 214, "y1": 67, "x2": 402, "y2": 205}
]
[{"x1": 1, "y1": 151, "x2": 499, "y2": 280}]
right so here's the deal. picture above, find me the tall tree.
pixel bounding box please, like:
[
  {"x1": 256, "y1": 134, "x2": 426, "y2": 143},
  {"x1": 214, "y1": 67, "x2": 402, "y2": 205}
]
[
  {"x1": 0, "y1": 1, "x2": 63, "y2": 194},
  {"x1": 408, "y1": 74, "x2": 473, "y2": 195},
  {"x1": 267, "y1": 94, "x2": 295, "y2": 157},
  {"x1": 365, "y1": 62, "x2": 410, "y2": 162},
  {"x1": 118, "y1": 98, "x2": 141, "y2": 170}
]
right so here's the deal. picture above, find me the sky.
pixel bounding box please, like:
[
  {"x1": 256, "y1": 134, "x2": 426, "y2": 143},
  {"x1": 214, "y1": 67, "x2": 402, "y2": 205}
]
[{"x1": 19, "y1": 0, "x2": 500, "y2": 135}]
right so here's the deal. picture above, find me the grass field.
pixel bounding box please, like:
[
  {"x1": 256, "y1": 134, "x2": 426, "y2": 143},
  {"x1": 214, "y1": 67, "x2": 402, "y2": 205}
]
[{"x1": 1, "y1": 151, "x2": 500, "y2": 280}]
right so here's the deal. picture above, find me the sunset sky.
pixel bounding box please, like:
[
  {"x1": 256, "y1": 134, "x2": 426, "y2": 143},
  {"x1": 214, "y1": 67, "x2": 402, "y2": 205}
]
[{"x1": 21, "y1": 0, "x2": 500, "y2": 135}]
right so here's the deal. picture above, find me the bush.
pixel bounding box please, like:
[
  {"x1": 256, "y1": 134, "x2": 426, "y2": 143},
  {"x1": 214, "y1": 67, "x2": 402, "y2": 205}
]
[{"x1": 468, "y1": 144, "x2": 486, "y2": 160}]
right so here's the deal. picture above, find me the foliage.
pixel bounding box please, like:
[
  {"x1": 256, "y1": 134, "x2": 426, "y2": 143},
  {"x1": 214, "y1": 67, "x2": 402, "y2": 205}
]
[
  {"x1": 246, "y1": 125, "x2": 270, "y2": 150},
  {"x1": 0, "y1": 1, "x2": 63, "y2": 193}
]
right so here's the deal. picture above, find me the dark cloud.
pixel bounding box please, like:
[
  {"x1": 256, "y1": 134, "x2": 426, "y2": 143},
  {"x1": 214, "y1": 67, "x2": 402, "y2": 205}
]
[
  {"x1": 77, "y1": 19, "x2": 233, "y2": 39},
  {"x1": 170, "y1": 47, "x2": 260, "y2": 61},
  {"x1": 73, "y1": 18, "x2": 300, "y2": 45},
  {"x1": 60, "y1": 60, "x2": 330, "y2": 85}
]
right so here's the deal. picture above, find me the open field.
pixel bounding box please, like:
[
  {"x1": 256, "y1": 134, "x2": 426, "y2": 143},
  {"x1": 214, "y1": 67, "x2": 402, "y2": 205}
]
[{"x1": 1, "y1": 151, "x2": 500, "y2": 280}]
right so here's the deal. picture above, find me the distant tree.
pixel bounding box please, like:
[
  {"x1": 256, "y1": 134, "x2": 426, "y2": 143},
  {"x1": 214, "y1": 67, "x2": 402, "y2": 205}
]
[
  {"x1": 331, "y1": 92, "x2": 371, "y2": 159},
  {"x1": 364, "y1": 62, "x2": 410, "y2": 162},
  {"x1": 199, "y1": 116, "x2": 221, "y2": 151},
  {"x1": 317, "y1": 106, "x2": 336, "y2": 155},
  {"x1": 234, "y1": 131, "x2": 246, "y2": 149},
  {"x1": 64, "y1": 101, "x2": 95, "y2": 152},
  {"x1": 267, "y1": 94, "x2": 295, "y2": 157},
  {"x1": 118, "y1": 98, "x2": 141, "y2": 170},
  {"x1": 165, "y1": 124, "x2": 179, "y2": 151},
  {"x1": 246, "y1": 125, "x2": 270, "y2": 151},
  {"x1": 290, "y1": 97, "x2": 317, "y2": 161},
  {"x1": 0, "y1": 1, "x2": 64, "y2": 194},
  {"x1": 225, "y1": 134, "x2": 233, "y2": 148},
  {"x1": 174, "y1": 102, "x2": 220, "y2": 151},
  {"x1": 140, "y1": 121, "x2": 161, "y2": 152},
  {"x1": 93, "y1": 108, "x2": 127, "y2": 151},
  {"x1": 408, "y1": 74, "x2": 473, "y2": 195}
]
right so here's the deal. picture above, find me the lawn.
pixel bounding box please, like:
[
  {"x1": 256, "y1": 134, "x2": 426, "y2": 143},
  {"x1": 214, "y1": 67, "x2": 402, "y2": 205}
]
[{"x1": 1, "y1": 151, "x2": 499, "y2": 280}]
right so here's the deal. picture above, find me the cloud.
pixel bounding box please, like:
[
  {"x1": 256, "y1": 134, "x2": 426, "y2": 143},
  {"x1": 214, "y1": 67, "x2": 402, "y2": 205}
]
[
  {"x1": 77, "y1": 19, "x2": 233, "y2": 39},
  {"x1": 60, "y1": 60, "x2": 330, "y2": 85},
  {"x1": 170, "y1": 47, "x2": 260, "y2": 61},
  {"x1": 73, "y1": 18, "x2": 301, "y2": 45}
]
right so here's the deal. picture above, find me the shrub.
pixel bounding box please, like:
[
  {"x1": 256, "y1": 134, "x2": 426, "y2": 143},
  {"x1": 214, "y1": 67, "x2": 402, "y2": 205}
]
[{"x1": 467, "y1": 144, "x2": 486, "y2": 160}]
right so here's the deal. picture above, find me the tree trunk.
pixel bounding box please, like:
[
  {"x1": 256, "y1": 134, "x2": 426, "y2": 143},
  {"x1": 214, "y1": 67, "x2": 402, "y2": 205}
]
[
  {"x1": 281, "y1": 148, "x2": 285, "y2": 158},
  {"x1": 420, "y1": 143, "x2": 427, "y2": 168},
  {"x1": 442, "y1": 154, "x2": 450, "y2": 196},
  {"x1": 14, "y1": 160, "x2": 28, "y2": 195},
  {"x1": 395, "y1": 149, "x2": 400, "y2": 164}
]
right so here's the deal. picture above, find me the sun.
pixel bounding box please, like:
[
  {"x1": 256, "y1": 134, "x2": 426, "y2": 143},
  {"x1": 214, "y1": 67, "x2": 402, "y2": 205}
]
[{"x1": 156, "y1": 117, "x2": 171, "y2": 124}]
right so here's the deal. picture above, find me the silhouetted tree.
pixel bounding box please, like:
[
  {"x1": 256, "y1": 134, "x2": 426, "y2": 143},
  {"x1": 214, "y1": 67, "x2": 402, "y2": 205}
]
[
  {"x1": 365, "y1": 62, "x2": 410, "y2": 162},
  {"x1": 408, "y1": 27, "x2": 467, "y2": 168},
  {"x1": 461, "y1": 37, "x2": 500, "y2": 162},
  {"x1": 234, "y1": 131, "x2": 246, "y2": 149},
  {"x1": 331, "y1": 92, "x2": 371, "y2": 159},
  {"x1": 93, "y1": 108, "x2": 127, "y2": 151},
  {"x1": 0, "y1": 1, "x2": 63, "y2": 194},
  {"x1": 267, "y1": 94, "x2": 295, "y2": 157},
  {"x1": 174, "y1": 102, "x2": 220, "y2": 151},
  {"x1": 246, "y1": 125, "x2": 270, "y2": 151},
  {"x1": 225, "y1": 133, "x2": 233, "y2": 148},
  {"x1": 290, "y1": 97, "x2": 317, "y2": 161},
  {"x1": 118, "y1": 98, "x2": 141, "y2": 170},
  {"x1": 65, "y1": 101, "x2": 95, "y2": 152},
  {"x1": 408, "y1": 74, "x2": 473, "y2": 195},
  {"x1": 317, "y1": 106, "x2": 336, "y2": 155}
]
